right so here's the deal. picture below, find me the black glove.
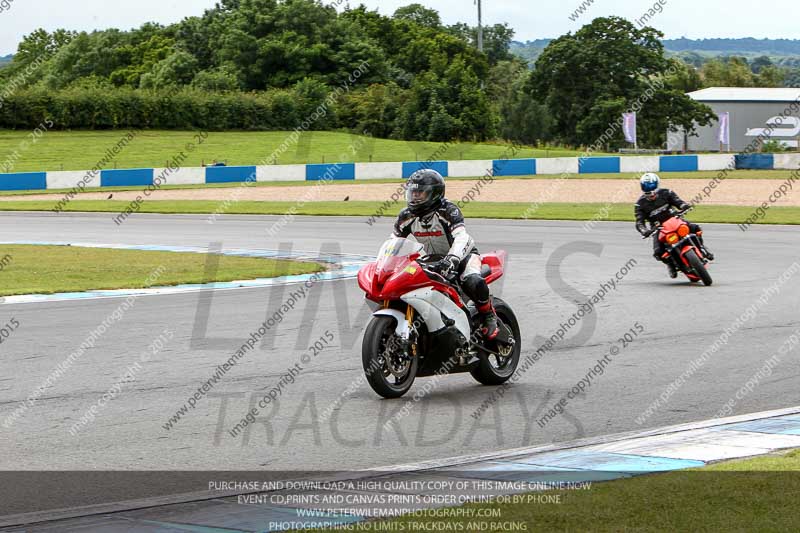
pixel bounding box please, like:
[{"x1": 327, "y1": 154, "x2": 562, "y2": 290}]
[{"x1": 432, "y1": 255, "x2": 461, "y2": 279}]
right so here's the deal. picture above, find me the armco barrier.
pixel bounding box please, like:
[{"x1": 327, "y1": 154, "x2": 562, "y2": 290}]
[
  {"x1": 735, "y1": 154, "x2": 774, "y2": 170},
  {"x1": 537, "y1": 157, "x2": 579, "y2": 175},
  {"x1": 620, "y1": 156, "x2": 659, "y2": 173},
  {"x1": 698, "y1": 154, "x2": 736, "y2": 171},
  {"x1": 101, "y1": 169, "x2": 153, "y2": 187},
  {"x1": 660, "y1": 155, "x2": 698, "y2": 172},
  {"x1": 493, "y1": 158, "x2": 536, "y2": 176},
  {"x1": 306, "y1": 163, "x2": 355, "y2": 181},
  {"x1": 402, "y1": 161, "x2": 448, "y2": 178},
  {"x1": 449, "y1": 160, "x2": 493, "y2": 178},
  {"x1": 0, "y1": 172, "x2": 47, "y2": 191},
  {"x1": 353, "y1": 162, "x2": 402, "y2": 181},
  {"x1": 771, "y1": 153, "x2": 800, "y2": 170},
  {"x1": 156, "y1": 167, "x2": 205, "y2": 185},
  {"x1": 46, "y1": 170, "x2": 98, "y2": 190},
  {"x1": 579, "y1": 157, "x2": 620, "y2": 174},
  {"x1": 0, "y1": 154, "x2": 788, "y2": 192},
  {"x1": 206, "y1": 165, "x2": 256, "y2": 184},
  {"x1": 257, "y1": 164, "x2": 305, "y2": 182}
]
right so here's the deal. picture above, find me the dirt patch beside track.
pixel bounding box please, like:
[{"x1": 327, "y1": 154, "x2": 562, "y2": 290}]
[{"x1": 0, "y1": 178, "x2": 796, "y2": 207}]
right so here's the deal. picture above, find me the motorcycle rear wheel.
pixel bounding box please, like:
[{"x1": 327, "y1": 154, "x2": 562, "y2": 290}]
[
  {"x1": 471, "y1": 298, "x2": 521, "y2": 386},
  {"x1": 362, "y1": 315, "x2": 418, "y2": 399}
]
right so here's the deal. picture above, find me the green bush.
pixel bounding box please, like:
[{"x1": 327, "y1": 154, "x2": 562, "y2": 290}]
[
  {"x1": 0, "y1": 87, "x2": 316, "y2": 131},
  {"x1": 761, "y1": 140, "x2": 790, "y2": 153},
  {"x1": 0, "y1": 79, "x2": 499, "y2": 140}
]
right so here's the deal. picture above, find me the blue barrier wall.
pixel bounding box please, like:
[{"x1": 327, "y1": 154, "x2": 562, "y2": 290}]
[
  {"x1": 0, "y1": 172, "x2": 47, "y2": 191},
  {"x1": 206, "y1": 165, "x2": 256, "y2": 183},
  {"x1": 735, "y1": 154, "x2": 774, "y2": 170},
  {"x1": 579, "y1": 157, "x2": 620, "y2": 174},
  {"x1": 493, "y1": 158, "x2": 536, "y2": 176},
  {"x1": 306, "y1": 163, "x2": 356, "y2": 181},
  {"x1": 101, "y1": 169, "x2": 154, "y2": 187},
  {"x1": 660, "y1": 155, "x2": 699, "y2": 172},
  {"x1": 3, "y1": 153, "x2": 788, "y2": 192},
  {"x1": 402, "y1": 161, "x2": 449, "y2": 178}
]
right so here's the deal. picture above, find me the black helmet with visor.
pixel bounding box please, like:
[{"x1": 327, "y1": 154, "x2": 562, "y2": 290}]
[{"x1": 405, "y1": 169, "x2": 445, "y2": 216}]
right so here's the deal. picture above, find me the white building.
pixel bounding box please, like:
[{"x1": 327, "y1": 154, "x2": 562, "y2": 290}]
[{"x1": 668, "y1": 88, "x2": 800, "y2": 152}]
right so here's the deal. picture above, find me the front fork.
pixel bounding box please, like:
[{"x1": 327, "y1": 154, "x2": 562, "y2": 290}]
[
  {"x1": 404, "y1": 305, "x2": 418, "y2": 358},
  {"x1": 668, "y1": 235, "x2": 706, "y2": 271},
  {"x1": 679, "y1": 235, "x2": 707, "y2": 264}
]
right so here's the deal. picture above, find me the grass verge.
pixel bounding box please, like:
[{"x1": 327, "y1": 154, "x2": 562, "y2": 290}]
[
  {"x1": 0, "y1": 245, "x2": 323, "y2": 296},
  {"x1": 0, "y1": 130, "x2": 593, "y2": 172},
  {"x1": 322, "y1": 449, "x2": 800, "y2": 532},
  {"x1": 1, "y1": 200, "x2": 797, "y2": 226}
]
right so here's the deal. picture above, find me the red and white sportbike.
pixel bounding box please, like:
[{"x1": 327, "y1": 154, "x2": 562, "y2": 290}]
[{"x1": 357, "y1": 237, "x2": 521, "y2": 398}]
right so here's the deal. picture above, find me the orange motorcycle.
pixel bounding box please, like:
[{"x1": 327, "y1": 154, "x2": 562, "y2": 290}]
[{"x1": 644, "y1": 209, "x2": 712, "y2": 286}]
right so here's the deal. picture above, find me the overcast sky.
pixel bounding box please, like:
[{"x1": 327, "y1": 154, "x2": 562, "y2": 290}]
[{"x1": 0, "y1": 0, "x2": 798, "y2": 56}]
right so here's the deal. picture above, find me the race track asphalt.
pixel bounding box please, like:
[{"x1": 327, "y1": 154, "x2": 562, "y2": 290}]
[{"x1": 1, "y1": 211, "x2": 798, "y2": 517}]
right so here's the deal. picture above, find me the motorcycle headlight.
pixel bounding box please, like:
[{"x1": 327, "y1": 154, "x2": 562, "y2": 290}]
[
  {"x1": 666, "y1": 233, "x2": 679, "y2": 244},
  {"x1": 677, "y1": 225, "x2": 690, "y2": 238}
]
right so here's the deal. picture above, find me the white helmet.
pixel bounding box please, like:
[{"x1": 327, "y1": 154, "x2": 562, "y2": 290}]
[{"x1": 640, "y1": 173, "x2": 660, "y2": 194}]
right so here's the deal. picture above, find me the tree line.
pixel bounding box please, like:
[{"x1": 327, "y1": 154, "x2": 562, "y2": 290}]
[
  {"x1": 515, "y1": 39, "x2": 800, "y2": 88},
  {"x1": 0, "y1": 2, "x2": 726, "y2": 149}
]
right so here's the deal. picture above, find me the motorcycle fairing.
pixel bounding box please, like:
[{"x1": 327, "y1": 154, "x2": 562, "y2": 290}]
[
  {"x1": 401, "y1": 287, "x2": 471, "y2": 341},
  {"x1": 480, "y1": 251, "x2": 507, "y2": 285}
]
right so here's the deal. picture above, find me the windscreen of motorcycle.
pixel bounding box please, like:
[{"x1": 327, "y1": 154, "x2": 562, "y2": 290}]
[{"x1": 375, "y1": 237, "x2": 424, "y2": 276}]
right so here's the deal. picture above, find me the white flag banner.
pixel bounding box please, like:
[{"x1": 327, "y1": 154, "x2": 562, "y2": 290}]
[
  {"x1": 622, "y1": 112, "x2": 637, "y2": 145},
  {"x1": 718, "y1": 112, "x2": 730, "y2": 145}
]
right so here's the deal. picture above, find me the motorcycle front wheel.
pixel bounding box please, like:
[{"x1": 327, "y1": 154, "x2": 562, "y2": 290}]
[
  {"x1": 362, "y1": 315, "x2": 418, "y2": 399},
  {"x1": 686, "y1": 249, "x2": 713, "y2": 286}
]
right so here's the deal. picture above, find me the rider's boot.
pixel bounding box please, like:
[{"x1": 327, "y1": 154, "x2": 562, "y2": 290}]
[
  {"x1": 477, "y1": 300, "x2": 499, "y2": 340},
  {"x1": 656, "y1": 253, "x2": 678, "y2": 279},
  {"x1": 664, "y1": 260, "x2": 678, "y2": 278}
]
